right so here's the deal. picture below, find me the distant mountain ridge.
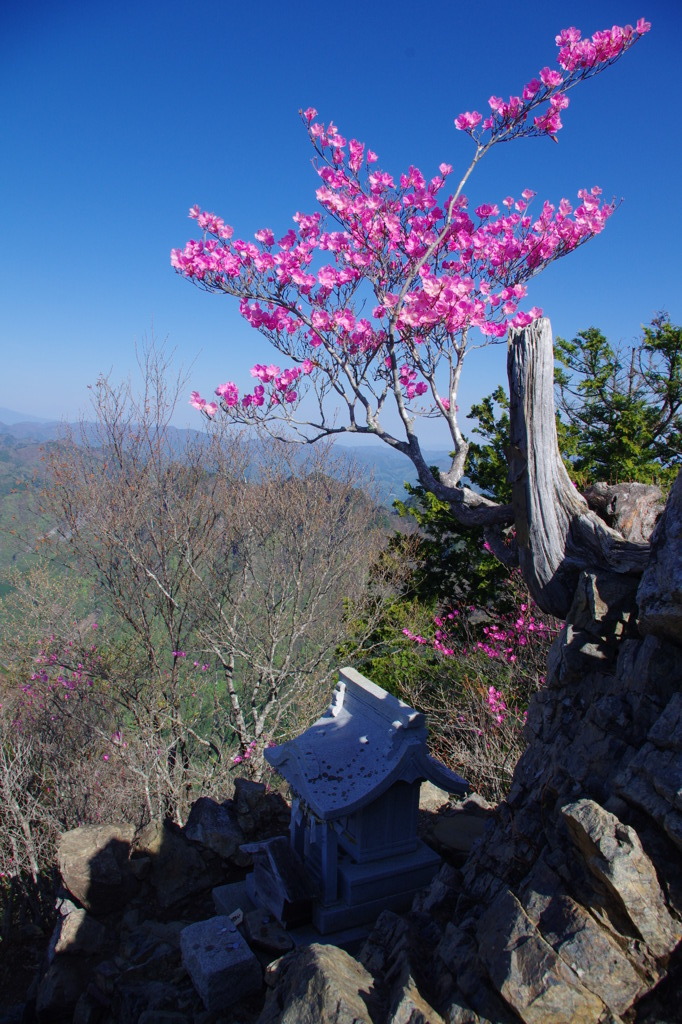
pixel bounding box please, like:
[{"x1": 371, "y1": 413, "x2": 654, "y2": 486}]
[
  {"x1": 0, "y1": 417, "x2": 454, "y2": 507},
  {"x1": 0, "y1": 407, "x2": 53, "y2": 426}
]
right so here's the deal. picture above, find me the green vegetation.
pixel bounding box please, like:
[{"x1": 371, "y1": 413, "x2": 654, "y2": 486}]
[{"x1": 555, "y1": 313, "x2": 682, "y2": 488}]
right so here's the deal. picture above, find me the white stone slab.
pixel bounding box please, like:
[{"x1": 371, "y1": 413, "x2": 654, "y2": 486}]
[{"x1": 180, "y1": 915, "x2": 261, "y2": 1011}]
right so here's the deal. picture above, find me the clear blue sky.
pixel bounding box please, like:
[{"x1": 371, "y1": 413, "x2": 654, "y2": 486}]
[{"x1": 2, "y1": 0, "x2": 679, "y2": 443}]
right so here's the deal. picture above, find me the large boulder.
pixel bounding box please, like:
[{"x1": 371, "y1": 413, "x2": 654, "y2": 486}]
[
  {"x1": 133, "y1": 819, "x2": 220, "y2": 909},
  {"x1": 637, "y1": 469, "x2": 682, "y2": 644},
  {"x1": 257, "y1": 944, "x2": 378, "y2": 1024},
  {"x1": 183, "y1": 797, "x2": 245, "y2": 861},
  {"x1": 57, "y1": 824, "x2": 137, "y2": 914}
]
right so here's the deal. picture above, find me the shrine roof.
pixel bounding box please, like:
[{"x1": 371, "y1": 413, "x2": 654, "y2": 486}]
[{"x1": 264, "y1": 667, "x2": 468, "y2": 820}]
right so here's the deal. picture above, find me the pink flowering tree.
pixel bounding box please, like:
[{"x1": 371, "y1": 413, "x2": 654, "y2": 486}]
[{"x1": 173, "y1": 21, "x2": 651, "y2": 618}]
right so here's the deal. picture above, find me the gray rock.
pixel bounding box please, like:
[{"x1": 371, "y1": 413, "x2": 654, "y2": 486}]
[
  {"x1": 257, "y1": 943, "x2": 377, "y2": 1024},
  {"x1": 57, "y1": 824, "x2": 137, "y2": 914},
  {"x1": 561, "y1": 798, "x2": 678, "y2": 958},
  {"x1": 36, "y1": 957, "x2": 90, "y2": 1023},
  {"x1": 72, "y1": 985, "x2": 111, "y2": 1024},
  {"x1": 360, "y1": 911, "x2": 445, "y2": 1024},
  {"x1": 212, "y1": 878, "x2": 257, "y2": 918},
  {"x1": 134, "y1": 820, "x2": 218, "y2": 908},
  {"x1": 48, "y1": 907, "x2": 108, "y2": 960},
  {"x1": 583, "y1": 481, "x2": 664, "y2": 543},
  {"x1": 184, "y1": 797, "x2": 245, "y2": 860},
  {"x1": 476, "y1": 888, "x2": 606, "y2": 1023},
  {"x1": 233, "y1": 777, "x2": 291, "y2": 839},
  {"x1": 638, "y1": 469, "x2": 682, "y2": 644},
  {"x1": 419, "y1": 781, "x2": 451, "y2": 813},
  {"x1": 531, "y1": 893, "x2": 645, "y2": 1015},
  {"x1": 137, "y1": 1014, "x2": 191, "y2": 1024},
  {"x1": 111, "y1": 979, "x2": 184, "y2": 1024},
  {"x1": 567, "y1": 570, "x2": 639, "y2": 641},
  {"x1": 180, "y1": 915, "x2": 261, "y2": 1012},
  {"x1": 243, "y1": 908, "x2": 294, "y2": 954}
]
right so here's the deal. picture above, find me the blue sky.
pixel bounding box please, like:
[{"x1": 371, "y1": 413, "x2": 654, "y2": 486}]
[{"x1": 2, "y1": 0, "x2": 678, "y2": 444}]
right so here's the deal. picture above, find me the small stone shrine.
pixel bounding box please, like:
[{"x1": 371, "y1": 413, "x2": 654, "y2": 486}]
[{"x1": 258, "y1": 666, "x2": 468, "y2": 933}]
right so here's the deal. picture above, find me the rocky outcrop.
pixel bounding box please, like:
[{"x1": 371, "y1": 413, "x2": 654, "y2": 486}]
[
  {"x1": 16, "y1": 475, "x2": 682, "y2": 1024},
  {"x1": 637, "y1": 470, "x2": 682, "y2": 643},
  {"x1": 261, "y1": 475, "x2": 682, "y2": 1023},
  {"x1": 28, "y1": 784, "x2": 291, "y2": 1024},
  {"x1": 583, "y1": 481, "x2": 664, "y2": 544},
  {"x1": 258, "y1": 944, "x2": 378, "y2": 1024}
]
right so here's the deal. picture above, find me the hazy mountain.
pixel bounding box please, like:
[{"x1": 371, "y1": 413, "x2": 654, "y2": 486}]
[
  {"x1": 0, "y1": 407, "x2": 52, "y2": 426},
  {"x1": 0, "y1": 418, "x2": 453, "y2": 506}
]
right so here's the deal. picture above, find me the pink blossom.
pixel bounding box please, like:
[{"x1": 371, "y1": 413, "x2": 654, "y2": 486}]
[
  {"x1": 539, "y1": 67, "x2": 563, "y2": 88},
  {"x1": 454, "y1": 110, "x2": 482, "y2": 132}
]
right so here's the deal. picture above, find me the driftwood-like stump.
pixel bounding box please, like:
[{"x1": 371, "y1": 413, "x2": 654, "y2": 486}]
[{"x1": 507, "y1": 318, "x2": 649, "y2": 618}]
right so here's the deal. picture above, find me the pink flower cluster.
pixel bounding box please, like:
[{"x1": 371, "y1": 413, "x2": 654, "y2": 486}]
[
  {"x1": 172, "y1": 20, "x2": 649, "y2": 429},
  {"x1": 475, "y1": 603, "x2": 555, "y2": 663},
  {"x1": 190, "y1": 391, "x2": 218, "y2": 417},
  {"x1": 403, "y1": 601, "x2": 557, "y2": 666},
  {"x1": 454, "y1": 19, "x2": 650, "y2": 143},
  {"x1": 193, "y1": 358, "x2": 316, "y2": 416},
  {"x1": 232, "y1": 738, "x2": 276, "y2": 765},
  {"x1": 486, "y1": 686, "x2": 507, "y2": 725}
]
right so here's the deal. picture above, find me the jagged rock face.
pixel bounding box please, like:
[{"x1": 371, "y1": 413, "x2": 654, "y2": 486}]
[
  {"x1": 412, "y1": 476, "x2": 682, "y2": 1023},
  {"x1": 262, "y1": 474, "x2": 682, "y2": 1024},
  {"x1": 638, "y1": 470, "x2": 682, "y2": 643}
]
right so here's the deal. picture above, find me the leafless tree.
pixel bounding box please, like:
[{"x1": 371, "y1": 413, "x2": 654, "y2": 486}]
[{"x1": 20, "y1": 345, "x2": 384, "y2": 819}]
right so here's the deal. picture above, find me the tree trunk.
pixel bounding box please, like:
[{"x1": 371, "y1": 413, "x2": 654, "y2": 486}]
[{"x1": 507, "y1": 317, "x2": 649, "y2": 618}]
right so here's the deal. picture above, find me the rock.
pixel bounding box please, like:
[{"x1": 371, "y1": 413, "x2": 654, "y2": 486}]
[
  {"x1": 243, "y1": 909, "x2": 294, "y2": 954},
  {"x1": 257, "y1": 943, "x2": 377, "y2": 1024},
  {"x1": 518, "y1": 861, "x2": 646, "y2": 1018},
  {"x1": 135, "y1": 1011, "x2": 189, "y2": 1019},
  {"x1": 476, "y1": 888, "x2": 606, "y2": 1023},
  {"x1": 48, "y1": 907, "x2": 108, "y2": 960},
  {"x1": 638, "y1": 470, "x2": 682, "y2": 645},
  {"x1": 133, "y1": 820, "x2": 218, "y2": 908},
  {"x1": 436, "y1": 921, "x2": 519, "y2": 1024},
  {"x1": 234, "y1": 777, "x2": 267, "y2": 814},
  {"x1": 233, "y1": 777, "x2": 292, "y2": 839},
  {"x1": 72, "y1": 984, "x2": 111, "y2": 1024},
  {"x1": 36, "y1": 958, "x2": 90, "y2": 1023},
  {"x1": 137, "y1": 1013, "x2": 191, "y2": 1024},
  {"x1": 57, "y1": 824, "x2": 137, "y2": 914},
  {"x1": 561, "y1": 799, "x2": 679, "y2": 958},
  {"x1": 184, "y1": 797, "x2": 245, "y2": 861},
  {"x1": 180, "y1": 915, "x2": 262, "y2": 1012},
  {"x1": 567, "y1": 570, "x2": 639, "y2": 642},
  {"x1": 419, "y1": 781, "x2": 451, "y2": 813},
  {"x1": 110, "y1": 979, "x2": 186, "y2": 1024},
  {"x1": 536, "y1": 894, "x2": 645, "y2": 1015},
  {"x1": 360, "y1": 911, "x2": 445, "y2": 1024},
  {"x1": 432, "y1": 814, "x2": 489, "y2": 857},
  {"x1": 212, "y1": 878, "x2": 257, "y2": 918},
  {"x1": 583, "y1": 481, "x2": 664, "y2": 543},
  {"x1": 546, "y1": 623, "x2": 617, "y2": 686}
]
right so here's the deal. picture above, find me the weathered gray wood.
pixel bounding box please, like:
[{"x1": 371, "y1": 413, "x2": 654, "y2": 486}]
[{"x1": 507, "y1": 318, "x2": 649, "y2": 618}]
